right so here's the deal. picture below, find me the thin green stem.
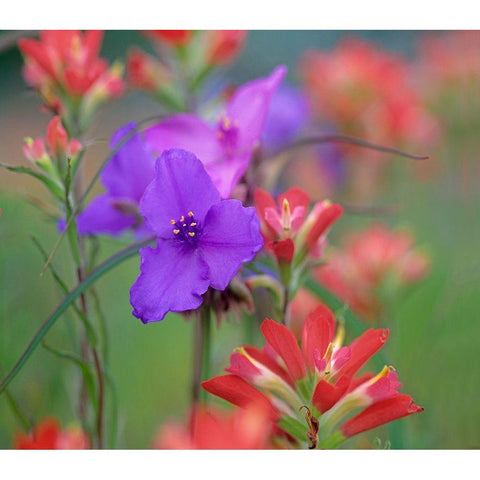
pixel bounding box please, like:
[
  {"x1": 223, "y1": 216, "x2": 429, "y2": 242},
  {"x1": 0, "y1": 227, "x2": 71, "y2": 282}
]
[
  {"x1": 191, "y1": 306, "x2": 212, "y2": 405},
  {"x1": 5, "y1": 390, "x2": 32, "y2": 431},
  {"x1": 0, "y1": 236, "x2": 155, "y2": 396}
]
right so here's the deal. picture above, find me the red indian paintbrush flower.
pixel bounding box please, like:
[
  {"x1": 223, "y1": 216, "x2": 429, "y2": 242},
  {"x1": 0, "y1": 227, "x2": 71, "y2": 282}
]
[
  {"x1": 254, "y1": 187, "x2": 343, "y2": 266},
  {"x1": 145, "y1": 30, "x2": 193, "y2": 47},
  {"x1": 205, "y1": 31, "x2": 248, "y2": 66},
  {"x1": 22, "y1": 116, "x2": 82, "y2": 201},
  {"x1": 203, "y1": 303, "x2": 423, "y2": 449},
  {"x1": 14, "y1": 417, "x2": 89, "y2": 449},
  {"x1": 153, "y1": 405, "x2": 273, "y2": 449},
  {"x1": 299, "y1": 37, "x2": 435, "y2": 146},
  {"x1": 18, "y1": 31, "x2": 124, "y2": 131},
  {"x1": 316, "y1": 223, "x2": 430, "y2": 322}
]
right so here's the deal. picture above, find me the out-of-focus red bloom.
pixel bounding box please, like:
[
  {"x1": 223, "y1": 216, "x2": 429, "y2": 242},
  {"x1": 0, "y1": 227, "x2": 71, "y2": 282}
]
[
  {"x1": 254, "y1": 187, "x2": 343, "y2": 262},
  {"x1": 145, "y1": 30, "x2": 193, "y2": 47},
  {"x1": 205, "y1": 30, "x2": 247, "y2": 66},
  {"x1": 18, "y1": 31, "x2": 124, "y2": 129},
  {"x1": 316, "y1": 224, "x2": 430, "y2": 322},
  {"x1": 299, "y1": 38, "x2": 436, "y2": 146},
  {"x1": 127, "y1": 48, "x2": 172, "y2": 92},
  {"x1": 203, "y1": 303, "x2": 422, "y2": 448},
  {"x1": 14, "y1": 417, "x2": 89, "y2": 449},
  {"x1": 153, "y1": 405, "x2": 273, "y2": 449},
  {"x1": 418, "y1": 31, "x2": 480, "y2": 89},
  {"x1": 24, "y1": 116, "x2": 82, "y2": 166},
  {"x1": 19, "y1": 31, "x2": 122, "y2": 97}
]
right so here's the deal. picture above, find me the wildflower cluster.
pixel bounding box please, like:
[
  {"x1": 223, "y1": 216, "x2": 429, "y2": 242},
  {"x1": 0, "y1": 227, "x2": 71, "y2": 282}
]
[
  {"x1": 19, "y1": 31, "x2": 124, "y2": 134},
  {"x1": 0, "y1": 30, "x2": 432, "y2": 451}
]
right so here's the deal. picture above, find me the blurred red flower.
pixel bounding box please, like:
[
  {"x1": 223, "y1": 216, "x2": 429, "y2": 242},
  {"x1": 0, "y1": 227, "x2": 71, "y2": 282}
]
[
  {"x1": 14, "y1": 417, "x2": 89, "y2": 449},
  {"x1": 316, "y1": 224, "x2": 430, "y2": 322},
  {"x1": 153, "y1": 405, "x2": 273, "y2": 449}
]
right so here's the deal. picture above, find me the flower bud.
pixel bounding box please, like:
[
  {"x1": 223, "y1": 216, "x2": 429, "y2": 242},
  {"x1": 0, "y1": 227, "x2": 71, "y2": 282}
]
[
  {"x1": 46, "y1": 116, "x2": 68, "y2": 158},
  {"x1": 206, "y1": 31, "x2": 247, "y2": 66}
]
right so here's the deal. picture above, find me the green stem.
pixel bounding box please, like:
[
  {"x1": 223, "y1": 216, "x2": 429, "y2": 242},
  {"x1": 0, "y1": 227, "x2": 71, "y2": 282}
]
[
  {"x1": 0, "y1": 236, "x2": 155, "y2": 396},
  {"x1": 5, "y1": 389, "x2": 32, "y2": 431},
  {"x1": 191, "y1": 307, "x2": 212, "y2": 405}
]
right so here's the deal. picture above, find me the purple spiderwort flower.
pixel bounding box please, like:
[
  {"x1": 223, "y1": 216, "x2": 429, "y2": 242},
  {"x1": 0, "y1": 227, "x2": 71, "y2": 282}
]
[
  {"x1": 76, "y1": 123, "x2": 156, "y2": 236},
  {"x1": 130, "y1": 148, "x2": 263, "y2": 323},
  {"x1": 143, "y1": 65, "x2": 287, "y2": 199},
  {"x1": 261, "y1": 84, "x2": 310, "y2": 151}
]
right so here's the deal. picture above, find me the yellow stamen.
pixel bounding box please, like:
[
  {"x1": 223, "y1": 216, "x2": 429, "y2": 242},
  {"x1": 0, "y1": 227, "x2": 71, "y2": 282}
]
[
  {"x1": 180, "y1": 215, "x2": 185, "y2": 222},
  {"x1": 323, "y1": 342, "x2": 334, "y2": 375},
  {"x1": 170, "y1": 219, "x2": 175, "y2": 224},
  {"x1": 188, "y1": 232, "x2": 195, "y2": 237},
  {"x1": 282, "y1": 198, "x2": 291, "y2": 232},
  {"x1": 190, "y1": 222, "x2": 197, "y2": 227},
  {"x1": 173, "y1": 229, "x2": 180, "y2": 234},
  {"x1": 334, "y1": 321, "x2": 345, "y2": 348},
  {"x1": 370, "y1": 365, "x2": 394, "y2": 384},
  {"x1": 188, "y1": 211, "x2": 194, "y2": 217},
  {"x1": 183, "y1": 224, "x2": 187, "y2": 227}
]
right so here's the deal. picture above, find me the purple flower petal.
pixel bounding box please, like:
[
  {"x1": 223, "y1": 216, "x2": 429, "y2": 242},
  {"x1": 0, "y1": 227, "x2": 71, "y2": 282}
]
[
  {"x1": 130, "y1": 239, "x2": 210, "y2": 323},
  {"x1": 262, "y1": 85, "x2": 310, "y2": 151},
  {"x1": 144, "y1": 114, "x2": 234, "y2": 198},
  {"x1": 139, "y1": 149, "x2": 220, "y2": 238},
  {"x1": 199, "y1": 200, "x2": 263, "y2": 290},
  {"x1": 143, "y1": 114, "x2": 223, "y2": 165},
  {"x1": 226, "y1": 65, "x2": 287, "y2": 149},
  {"x1": 76, "y1": 194, "x2": 138, "y2": 236},
  {"x1": 101, "y1": 122, "x2": 156, "y2": 202}
]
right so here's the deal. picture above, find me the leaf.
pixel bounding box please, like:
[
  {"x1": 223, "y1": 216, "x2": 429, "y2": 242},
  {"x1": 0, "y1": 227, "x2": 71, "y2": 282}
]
[
  {"x1": 0, "y1": 162, "x2": 64, "y2": 201},
  {"x1": 278, "y1": 415, "x2": 309, "y2": 443},
  {"x1": 41, "y1": 340, "x2": 97, "y2": 409}
]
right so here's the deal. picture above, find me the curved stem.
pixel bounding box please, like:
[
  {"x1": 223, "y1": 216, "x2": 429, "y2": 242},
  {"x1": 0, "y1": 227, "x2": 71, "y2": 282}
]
[
  {"x1": 0, "y1": 236, "x2": 155, "y2": 396},
  {"x1": 270, "y1": 134, "x2": 429, "y2": 161},
  {"x1": 92, "y1": 347, "x2": 104, "y2": 449}
]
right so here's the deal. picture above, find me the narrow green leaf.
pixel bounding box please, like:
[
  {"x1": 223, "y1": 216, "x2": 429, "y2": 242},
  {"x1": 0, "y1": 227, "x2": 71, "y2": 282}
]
[
  {"x1": 0, "y1": 162, "x2": 64, "y2": 201},
  {"x1": 41, "y1": 341, "x2": 97, "y2": 409},
  {"x1": 0, "y1": 236, "x2": 155, "y2": 395},
  {"x1": 29, "y1": 234, "x2": 97, "y2": 347},
  {"x1": 278, "y1": 415, "x2": 308, "y2": 443}
]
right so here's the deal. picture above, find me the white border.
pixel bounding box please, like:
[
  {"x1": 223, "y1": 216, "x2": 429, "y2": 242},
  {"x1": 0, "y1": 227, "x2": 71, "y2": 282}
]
[
  {"x1": 0, "y1": 0, "x2": 479, "y2": 29},
  {"x1": 0, "y1": 450, "x2": 477, "y2": 479}
]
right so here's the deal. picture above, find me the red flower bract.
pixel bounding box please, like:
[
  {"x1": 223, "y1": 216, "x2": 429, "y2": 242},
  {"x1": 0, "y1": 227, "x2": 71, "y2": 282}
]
[
  {"x1": 202, "y1": 303, "x2": 423, "y2": 448},
  {"x1": 14, "y1": 417, "x2": 89, "y2": 449},
  {"x1": 153, "y1": 405, "x2": 273, "y2": 449}
]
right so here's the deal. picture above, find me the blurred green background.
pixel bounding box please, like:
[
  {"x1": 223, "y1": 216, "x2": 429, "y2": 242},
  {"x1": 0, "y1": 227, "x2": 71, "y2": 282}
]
[{"x1": 0, "y1": 31, "x2": 479, "y2": 449}]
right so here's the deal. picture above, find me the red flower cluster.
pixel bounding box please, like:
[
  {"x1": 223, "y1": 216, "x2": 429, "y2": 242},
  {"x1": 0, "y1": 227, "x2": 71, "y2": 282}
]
[
  {"x1": 255, "y1": 187, "x2": 343, "y2": 266},
  {"x1": 128, "y1": 31, "x2": 247, "y2": 99},
  {"x1": 22, "y1": 116, "x2": 82, "y2": 201},
  {"x1": 14, "y1": 417, "x2": 89, "y2": 449},
  {"x1": 316, "y1": 224, "x2": 430, "y2": 321},
  {"x1": 299, "y1": 38, "x2": 436, "y2": 146},
  {"x1": 203, "y1": 304, "x2": 423, "y2": 448},
  {"x1": 153, "y1": 405, "x2": 272, "y2": 449},
  {"x1": 145, "y1": 30, "x2": 193, "y2": 47},
  {"x1": 18, "y1": 31, "x2": 124, "y2": 129}
]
